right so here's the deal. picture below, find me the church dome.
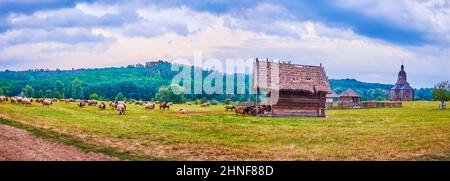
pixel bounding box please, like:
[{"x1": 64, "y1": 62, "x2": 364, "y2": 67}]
[{"x1": 397, "y1": 64, "x2": 407, "y2": 84}]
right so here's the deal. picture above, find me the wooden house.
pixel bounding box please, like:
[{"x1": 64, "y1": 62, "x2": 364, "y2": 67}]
[
  {"x1": 253, "y1": 59, "x2": 331, "y2": 117},
  {"x1": 338, "y1": 88, "x2": 361, "y2": 108}
]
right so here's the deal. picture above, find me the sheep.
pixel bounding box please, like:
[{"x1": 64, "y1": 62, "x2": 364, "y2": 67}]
[
  {"x1": 186, "y1": 102, "x2": 192, "y2": 106},
  {"x1": 87, "y1": 100, "x2": 98, "y2": 106},
  {"x1": 98, "y1": 102, "x2": 106, "y2": 110},
  {"x1": 116, "y1": 103, "x2": 126, "y2": 115},
  {"x1": 21, "y1": 98, "x2": 33, "y2": 105},
  {"x1": 109, "y1": 101, "x2": 116, "y2": 110},
  {"x1": 42, "y1": 99, "x2": 52, "y2": 106},
  {"x1": 135, "y1": 101, "x2": 144, "y2": 106},
  {"x1": 200, "y1": 103, "x2": 210, "y2": 107},
  {"x1": 235, "y1": 106, "x2": 246, "y2": 115},
  {"x1": 225, "y1": 105, "x2": 235, "y2": 111},
  {"x1": 179, "y1": 108, "x2": 186, "y2": 114},
  {"x1": 10, "y1": 97, "x2": 19, "y2": 104},
  {"x1": 145, "y1": 103, "x2": 155, "y2": 110},
  {"x1": 0, "y1": 96, "x2": 6, "y2": 102},
  {"x1": 77, "y1": 101, "x2": 86, "y2": 108},
  {"x1": 159, "y1": 102, "x2": 170, "y2": 110}
]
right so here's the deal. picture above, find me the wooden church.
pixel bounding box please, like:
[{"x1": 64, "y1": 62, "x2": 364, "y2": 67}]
[
  {"x1": 390, "y1": 64, "x2": 414, "y2": 101},
  {"x1": 253, "y1": 59, "x2": 331, "y2": 117}
]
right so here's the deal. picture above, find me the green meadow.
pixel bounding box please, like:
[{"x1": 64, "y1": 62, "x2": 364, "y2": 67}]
[{"x1": 0, "y1": 101, "x2": 448, "y2": 160}]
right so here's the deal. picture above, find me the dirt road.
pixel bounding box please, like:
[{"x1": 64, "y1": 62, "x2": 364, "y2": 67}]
[{"x1": 0, "y1": 124, "x2": 118, "y2": 161}]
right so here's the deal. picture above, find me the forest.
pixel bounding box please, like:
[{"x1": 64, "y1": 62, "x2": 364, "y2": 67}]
[{"x1": 0, "y1": 61, "x2": 433, "y2": 103}]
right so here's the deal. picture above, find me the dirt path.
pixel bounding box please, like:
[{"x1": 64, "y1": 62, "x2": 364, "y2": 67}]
[{"x1": 0, "y1": 124, "x2": 119, "y2": 161}]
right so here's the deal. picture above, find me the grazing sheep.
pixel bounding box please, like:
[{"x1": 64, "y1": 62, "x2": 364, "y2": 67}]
[
  {"x1": 145, "y1": 103, "x2": 155, "y2": 110},
  {"x1": 36, "y1": 98, "x2": 44, "y2": 103},
  {"x1": 225, "y1": 105, "x2": 235, "y2": 111},
  {"x1": 186, "y1": 102, "x2": 192, "y2": 106},
  {"x1": 116, "y1": 103, "x2": 126, "y2": 115},
  {"x1": 109, "y1": 101, "x2": 116, "y2": 110},
  {"x1": 135, "y1": 101, "x2": 144, "y2": 106},
  {"x1": 87, "y1": 100, "x2": 98, "y2": 106},
  {"x1": 42, "y1": 99, "x2": 52, "y2": 106},
  {"x1": 0, "y1": 96, "x2": 6, "y2": 102},
  {"x1": 235, "y1": 106, "x2": 246, "y2": 116},
  {"x1": 159, "y1": 102, "x2": 170, "y2": 110},
  {"x1": 179, "y1": 108, "x2": 186, "y2": 114},
  {"x1": 200, "y1": 103, "x2": 210, "y2": 107},
  {"x1": 98, "y1": 102, "x2": 106, "y2": 110},
  {"x1": 10, "y1": 97, "x2": 19, "y2": 104},
  {"x1": 77, "y1": 101, "x2": 86, "y2": 108},
  {"x1": 22, "y1": 98, "x2": 33, "y2": 105},
  {"x1": 52, "y1": 98, "x2": 58, "y2": 102},
  {"x1": 15, "y1": 97, "x2": 23, "y2": 104},
  {"x1": 167, "y1": 102, "x2": 173, "y2": 106}
]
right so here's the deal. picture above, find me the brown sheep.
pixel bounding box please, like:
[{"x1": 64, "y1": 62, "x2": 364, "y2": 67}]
[
  {"x1": 10, "y1": 97, "x2": 18, "y2": 104},
  {"x1": 159, "y1": 102, "x2": 170, "y2": 110},
  {"x1": 42, "y1": 99, "x2": 52, "y2": 106},
  {"x1": 135, "y1": 101, "x2": 144, "y2": 106},
  {"x1": 116, "y1": 103, "x2": 126, "y2": 115},
  {"x1": 77, "y1": 101, "x2": 86, "y2": 108},
  {"x1": 235, "y1": 106, "x2": 246, "y2": 115},
  {"x1": 225, "y1": 105, "x2": 235, "y2": 111},
  {"x1": 36, "y1": 98, "x2": 44, "y2": 103},
  {"x1": 87, "y1": 100, "x2": 98, "y2": 106},
  {"x1": 98, "y1": 102, "x2": 106, "y2": 110}
]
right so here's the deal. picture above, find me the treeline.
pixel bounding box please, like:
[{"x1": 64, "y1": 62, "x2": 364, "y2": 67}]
[
  {"x1": 0, "y1": 61, "x2": 433, "y2": 103},
  {"x1": 0, "y1": 61, "x2": 255, "y2": 103}
]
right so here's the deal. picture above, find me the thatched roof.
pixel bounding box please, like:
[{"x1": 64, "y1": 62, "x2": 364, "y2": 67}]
[
  {"x1": 339, "y1": 89, "x2": 361, "y2": 97},
  {"x1": 326, "y1": 91, "x2": 339, "y2": 98},
  {"x1": 253, "y1": 60, "x2": 331, "y2": 94}
]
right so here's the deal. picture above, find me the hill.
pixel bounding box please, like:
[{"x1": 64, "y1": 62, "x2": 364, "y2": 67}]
[{"x1": 0, "y1": 61, "x2": 433, "y2": 102}]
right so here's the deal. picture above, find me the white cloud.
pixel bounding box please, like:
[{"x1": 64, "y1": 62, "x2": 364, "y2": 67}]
[
  {"x1": 335, "y1": 0, "x2": 450, "y2": 45},
  {"x1": 0, "y1": 1, "x2": 448, "y2": 88}
]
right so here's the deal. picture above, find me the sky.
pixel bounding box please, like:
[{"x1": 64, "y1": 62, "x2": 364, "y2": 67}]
[{"x1": 0, "y1": 0, "x2": 449, "y2": 88}]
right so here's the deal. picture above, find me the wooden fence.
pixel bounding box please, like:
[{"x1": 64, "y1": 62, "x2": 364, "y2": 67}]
[{"x1": 326, "y1": 101, "x2": 402, "y2": 110}]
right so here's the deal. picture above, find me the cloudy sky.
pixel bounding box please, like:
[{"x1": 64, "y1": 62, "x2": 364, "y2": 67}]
[{"x1": 0, "y1": 0, "x2": 449, "y2": 88}]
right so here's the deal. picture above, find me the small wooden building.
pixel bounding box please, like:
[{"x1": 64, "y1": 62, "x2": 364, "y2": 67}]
[
  {"x1": 326, "y1": 91, "x2": 339, "y2": 103},
  {"x1": 338, "y1": 88, "x2": 361, "y2": 108},
  {"x1": 253, "y1": 59, "x2": 331, "y2": 117}
]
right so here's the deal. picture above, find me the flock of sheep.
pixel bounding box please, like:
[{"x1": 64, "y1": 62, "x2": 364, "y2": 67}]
[{"x1": 0, "y1": 96, "x2": 272, "y2": 116}]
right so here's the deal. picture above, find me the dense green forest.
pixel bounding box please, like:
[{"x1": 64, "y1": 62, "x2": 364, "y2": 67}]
[{"x1": 0, "y1": 61, "x2": 433, "y2": 103}]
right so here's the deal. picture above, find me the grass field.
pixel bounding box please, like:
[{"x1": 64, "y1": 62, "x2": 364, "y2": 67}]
[{"x1": 0, "y1": 101, "x2": 449, "y2": 160}]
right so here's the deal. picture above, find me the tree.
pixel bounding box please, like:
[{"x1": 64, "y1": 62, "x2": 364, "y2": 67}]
[
  {"x1": 45, "y1": 89, "x2": 54, "y2": 98},
  {"x1": 36, "y1": 90, "x2": 45, "y2": 98},
  {"x1": 432, "y1": 81, "x2": 450, "y2": 109},
  {"x1": 22, "y1": 85, "x2": 35, "y2": 98},
  {"x1": 89, "y1": 93, "x2": 100, "y2": 100},
  {"x1": 156, "y1": 84, "x2": 185, "y2": 103},
  {"x1": 54, "y1": 80, "x2": 65, "y2": 99},
  {"x1": 71, "y1": 79, "x2": 83, "y2": 99},
  {"x1": 115, "y1": 92, "x2": 125, "y2": 101},
  {"x1": 0, "y1": 87, "x2": 3, "y2": 96}
]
